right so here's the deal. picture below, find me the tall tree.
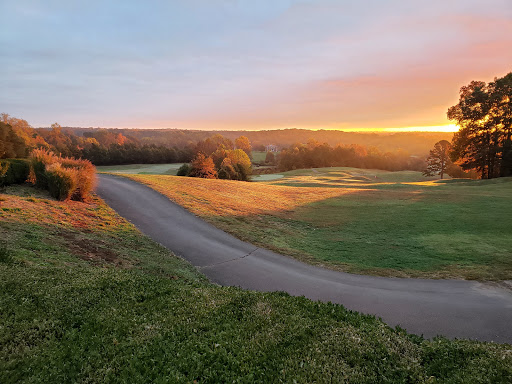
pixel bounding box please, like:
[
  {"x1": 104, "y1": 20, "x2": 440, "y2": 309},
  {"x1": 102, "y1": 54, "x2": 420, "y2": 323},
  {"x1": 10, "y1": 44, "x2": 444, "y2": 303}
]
[
  {"x1": 235, "y1": 136, "x2": 252, "y2": 158},
  {"x1": 1, "y1": 113, "x2": 39, "y2": 150},
  {"x1": 0, "y1": 122, "x2": 27, "y2": 158},
  {"x1": 448, "y1": 72, "x2": 512, "y2": 178},
  {"x1": 423, "y1": 140, "x2": 451, "y2": 179}
]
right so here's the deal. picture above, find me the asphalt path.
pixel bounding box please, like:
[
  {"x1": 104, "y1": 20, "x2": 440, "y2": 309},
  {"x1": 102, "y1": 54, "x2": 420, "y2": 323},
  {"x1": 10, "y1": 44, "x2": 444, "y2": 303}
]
[{"x1": 96, "y1": 174, "x2": 512, "y2": 343}]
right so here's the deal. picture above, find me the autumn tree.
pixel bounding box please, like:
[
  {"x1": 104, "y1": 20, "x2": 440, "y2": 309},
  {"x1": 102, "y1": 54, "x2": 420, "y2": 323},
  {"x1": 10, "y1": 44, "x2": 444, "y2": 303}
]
[
  {"x1": 423, "y1": 140, "x2": 451, "y2": 179},
  {"x1": 235, "y1": 136, "x2": 252, "y2": 158},
  {"x1": 40, "y1": 123, "x2": 74, "y2": 156},
  {"x1": 196, "y1": 134, "x2": 234, "y2": 156},
  {"x1": 227, "y1": 149, "x2": 252, "y2": 180},
  {"x1": 188, "y1": 153, "x2": 217, "y2": 179},
  {"x1": 448, "y1": 72, "x2": 512, "y2": 178},
  {"x1": 0, "y1": 122, "x2": 27, "y2": 158},
  {"x1": 217, "y1": 158, "x2": 238, "y2": 180},
  {"x1": 1, "y1": 113, "x2": 40, "y2": 150}
]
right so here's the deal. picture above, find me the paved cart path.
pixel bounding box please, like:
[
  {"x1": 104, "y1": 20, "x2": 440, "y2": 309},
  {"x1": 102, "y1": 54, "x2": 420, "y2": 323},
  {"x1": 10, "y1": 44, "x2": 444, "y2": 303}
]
[{"x1": 97, "y1": 174, "x2": 512, "y2": 343}]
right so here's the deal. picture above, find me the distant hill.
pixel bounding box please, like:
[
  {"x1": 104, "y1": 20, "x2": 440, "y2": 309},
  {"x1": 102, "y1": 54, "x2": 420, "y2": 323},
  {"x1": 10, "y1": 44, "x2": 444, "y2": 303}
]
[{"x1": 66, "y1": 128, "x2": 453, "y2": 156}]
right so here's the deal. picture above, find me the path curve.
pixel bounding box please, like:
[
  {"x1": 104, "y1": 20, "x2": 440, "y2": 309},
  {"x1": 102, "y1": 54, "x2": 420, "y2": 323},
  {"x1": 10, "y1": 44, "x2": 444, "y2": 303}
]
[{"x1": 96, "y1": 174, "x2": 512, "y2": 343}]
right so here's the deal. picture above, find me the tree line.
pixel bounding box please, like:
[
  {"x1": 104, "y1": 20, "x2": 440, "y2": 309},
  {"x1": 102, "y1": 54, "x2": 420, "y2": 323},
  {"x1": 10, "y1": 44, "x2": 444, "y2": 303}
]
[
  {"x1": 276, "y1": 140, "x2": 425, "y2": 172},
  {"x1": 69, "y1": 127, "x2": 452, "y2": 157},
  {"x1": 3, "y1": 69, "x2": 510, "y2": 181},
  {"x1": 423, "y1": 72, "x2": 511, "y2": 180},
  {"x1": 0, "y1": 114, "x2": 192, "y2": 165}
]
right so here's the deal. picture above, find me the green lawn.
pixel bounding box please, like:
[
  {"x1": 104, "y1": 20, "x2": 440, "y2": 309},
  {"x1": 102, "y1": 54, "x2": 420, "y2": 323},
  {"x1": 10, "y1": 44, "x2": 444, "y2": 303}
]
[
  {"x1": 251, "y1": 150, "x2": 267, "y2": 163},
  {"x1": 261, "y1": 170, "x2": 512, "y2": 279},
  {"x1": 1, "y1": 185, "x2": 511, "y2": 383},
  {"x1": 257, "y1": 167, "x2": 442, "y2": 185},
  {"x1": 287, "y1": 181, "x2": 512, "y2": 279},
  {"x1": 96, "y1": 163, "x2": 184, "y2": 175}
]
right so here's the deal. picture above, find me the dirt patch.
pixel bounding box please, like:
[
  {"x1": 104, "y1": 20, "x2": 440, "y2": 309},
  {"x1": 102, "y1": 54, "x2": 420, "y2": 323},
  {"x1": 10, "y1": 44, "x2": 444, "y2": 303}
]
[{"x1": 57, "y1": 231, "x2": 129, "y2": 267}]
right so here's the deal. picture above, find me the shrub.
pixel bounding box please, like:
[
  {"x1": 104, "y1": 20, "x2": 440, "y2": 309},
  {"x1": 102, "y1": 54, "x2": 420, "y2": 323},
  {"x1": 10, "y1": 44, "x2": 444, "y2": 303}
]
[
  {"x1": 61, "y1": 158, "x2": 96, "y2": 201},
  {"x1": 265, "y1": 151, "x2": 275, "y2": 165},
  {"x1": 234, "y1": 163, "x2": 249, "y2": 181},
  {"x1": 0, "y1": 162, "x2": 7, "y2": 184},
  {"x1": 0, "y1": 159, "x2": 30, "y2": 187},
  {"x1": 30, "y1": 148, "x2": 58, "y2": 189},
  {"x1": 30, "y1": 149, "x2": 96, "y2": 201},
  {"x1": 446, "y1": 163, "x2": 479, "y2": 179},
  {"x1": 45, "y1": 163, "x2": 78, "y2": 201},
  {"x1": 177, "y1": 163, "x2": 191, "y2": 176}
]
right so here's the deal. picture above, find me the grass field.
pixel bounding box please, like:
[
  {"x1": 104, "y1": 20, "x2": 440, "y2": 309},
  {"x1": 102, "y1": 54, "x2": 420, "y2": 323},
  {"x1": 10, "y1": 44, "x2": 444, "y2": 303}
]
[
  {"x1": 251, "y1": 150, "x2": 267, "y2": 163},
  {"x1": 1, "y1": 185, "x2": 512, "y2": 382},
  {"x1": 96, "y1": 163, "x2": 184, "y2": 175},
  {"x1": 124, "y1": 168, "x2": 512, "y2": 280}
]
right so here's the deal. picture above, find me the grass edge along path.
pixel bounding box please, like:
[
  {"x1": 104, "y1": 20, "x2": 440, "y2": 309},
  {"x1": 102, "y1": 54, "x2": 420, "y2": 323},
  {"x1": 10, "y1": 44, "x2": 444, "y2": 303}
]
[{"x1": 1, "y1": 186, "x2": 511, "y2": 382}]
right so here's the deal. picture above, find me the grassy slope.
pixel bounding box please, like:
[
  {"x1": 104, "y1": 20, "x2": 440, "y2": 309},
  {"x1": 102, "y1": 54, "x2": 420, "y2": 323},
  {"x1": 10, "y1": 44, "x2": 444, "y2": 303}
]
[
  {"x1": 1, "y1": 186, "x2": 511, "y2": 383},
  {"x1": 124, "y1": 168, "x2": 512, "y2": 280},
  {"x1": 96, "y1": 163, "x2": 184, "y2": 175}
]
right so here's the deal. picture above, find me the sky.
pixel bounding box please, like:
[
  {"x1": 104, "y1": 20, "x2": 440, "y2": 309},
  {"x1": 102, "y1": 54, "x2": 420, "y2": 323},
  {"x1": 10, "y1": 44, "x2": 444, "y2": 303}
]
[{"x1": 1, "y1": 0, "x2": 511, "y2": 131}]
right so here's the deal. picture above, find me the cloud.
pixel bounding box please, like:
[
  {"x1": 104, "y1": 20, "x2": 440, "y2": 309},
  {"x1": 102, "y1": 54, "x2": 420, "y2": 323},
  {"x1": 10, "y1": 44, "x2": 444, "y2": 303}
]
[{"x1": 0, "y1": 0, "x2": 510, "y2": 129}]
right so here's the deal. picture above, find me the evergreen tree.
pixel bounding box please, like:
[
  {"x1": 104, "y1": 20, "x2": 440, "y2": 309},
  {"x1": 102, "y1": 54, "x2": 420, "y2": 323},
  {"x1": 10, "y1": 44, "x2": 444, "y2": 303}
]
[{"x1": 423, "y1": 140, "x2": 451, "y2": 179}]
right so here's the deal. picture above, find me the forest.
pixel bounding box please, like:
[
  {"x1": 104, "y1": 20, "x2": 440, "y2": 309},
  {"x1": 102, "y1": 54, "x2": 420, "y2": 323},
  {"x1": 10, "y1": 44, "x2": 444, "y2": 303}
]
[
  {"x1": 0, "y1": 114, "x2": 192, "y2": 165},
  {"x1": 70, "y1": 126, "x2": 451, "y2": 157},
  {"x1": 1, "y1": 113, "x2": 451, "y2": 168}
]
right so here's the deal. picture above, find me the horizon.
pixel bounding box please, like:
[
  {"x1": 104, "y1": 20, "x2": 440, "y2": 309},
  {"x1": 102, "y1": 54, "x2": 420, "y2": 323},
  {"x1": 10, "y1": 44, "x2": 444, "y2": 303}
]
[
  {"x1": 2, "y1": 1, "x2": 510, "y2": 131},
  {"x1": 38, "y1": 123, "x2": 459, "y2": 133}
]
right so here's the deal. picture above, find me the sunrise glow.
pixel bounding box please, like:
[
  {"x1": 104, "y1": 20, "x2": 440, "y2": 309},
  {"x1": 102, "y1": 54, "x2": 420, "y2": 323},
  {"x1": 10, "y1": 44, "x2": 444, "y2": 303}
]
[
  {"x1": 2, "y1": 1, "x2": 510, "y2": 131},
  {"x1": 383, "y1": 125, "x2": 460, "y2": 133}
]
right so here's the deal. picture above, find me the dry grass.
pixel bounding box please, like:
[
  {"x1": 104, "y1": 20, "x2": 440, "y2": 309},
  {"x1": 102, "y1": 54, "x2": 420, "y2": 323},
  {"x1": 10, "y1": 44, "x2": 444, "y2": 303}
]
[
  {"x1": 126, "y1": 174, "x2": 363, "y2": 217},
  {"x1": 0, "y1": 185, "x2": 129, "y2": 233}
]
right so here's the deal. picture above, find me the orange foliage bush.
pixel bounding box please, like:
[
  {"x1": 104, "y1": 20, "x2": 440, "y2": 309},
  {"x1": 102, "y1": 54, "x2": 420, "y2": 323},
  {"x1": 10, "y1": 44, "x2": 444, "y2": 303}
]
[
  {"x1": 30, "y1": 148, "x2": 58, "y2": 188},
  {"x1": 30, "y1": 149, "x2": 96, "y2": 201},
  {"x1": 61, "y1": 158, "x2": 96, "y2": 201}
]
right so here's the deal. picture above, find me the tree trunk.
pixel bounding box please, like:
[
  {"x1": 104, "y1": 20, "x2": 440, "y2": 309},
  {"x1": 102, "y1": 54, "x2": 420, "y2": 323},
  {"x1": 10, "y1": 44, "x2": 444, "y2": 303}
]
[{"x1": 500, "y1": 130, "x2": 512, "y2": 177}]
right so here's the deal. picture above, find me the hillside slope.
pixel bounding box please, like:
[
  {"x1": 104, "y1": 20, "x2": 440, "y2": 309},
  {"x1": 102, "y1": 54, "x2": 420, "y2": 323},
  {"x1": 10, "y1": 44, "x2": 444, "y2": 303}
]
[{"x1": 1, "y1": 185, "x2": 511, "y2": 383}]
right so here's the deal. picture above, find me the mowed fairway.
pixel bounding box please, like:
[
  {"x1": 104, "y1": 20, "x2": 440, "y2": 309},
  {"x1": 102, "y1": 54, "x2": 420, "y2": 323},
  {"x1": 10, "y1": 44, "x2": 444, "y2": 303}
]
[
  {"x1": 96, "y1": 163, "x2": 184, "y2": 175},
  {"x1": 125, "y1": 168, "x2": 512, "y2": 280}
]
